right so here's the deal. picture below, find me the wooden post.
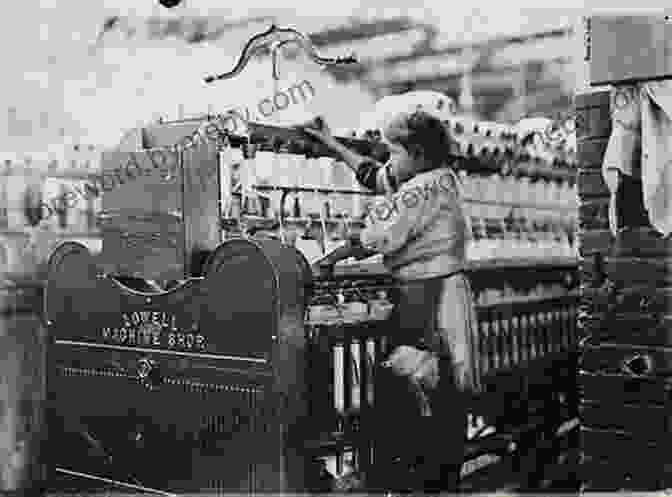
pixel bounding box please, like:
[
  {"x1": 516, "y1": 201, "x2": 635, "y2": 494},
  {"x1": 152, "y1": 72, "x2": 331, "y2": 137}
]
[{"x1": 0, "y1": 277, "x2": 47, "y2": 495}]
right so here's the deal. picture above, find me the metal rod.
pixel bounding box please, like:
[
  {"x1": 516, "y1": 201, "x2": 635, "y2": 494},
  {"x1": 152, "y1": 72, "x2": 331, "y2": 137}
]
[
  {"x1": 53, "y1": 340, "x2": 268, "y2": 363},
  {"x1": 54, "y1": 468, "x2": 179, "y2": 497},
  {"x1": 250, "y1": 184, "x2": 577, "y2": 211},
  {"x1": 253, "y1": 184, "x2": 374, "y2": 196},
  {"x1": 204, "y1": 24, "x2": 357, "y2": 84}
]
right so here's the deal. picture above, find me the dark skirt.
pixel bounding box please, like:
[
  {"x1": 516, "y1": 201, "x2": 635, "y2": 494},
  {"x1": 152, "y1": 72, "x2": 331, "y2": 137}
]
[{"x1": 371, "y1": 274, "x2": 470, "y2": 493}]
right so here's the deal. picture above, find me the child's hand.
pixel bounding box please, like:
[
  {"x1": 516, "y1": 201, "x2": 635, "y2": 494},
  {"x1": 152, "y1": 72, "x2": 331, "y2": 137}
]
[
  {"x1": 299, "y1": 116, "x2": 334, "y2": 144},
  {"x1": 350, "y1": 244, "x2": 371, "y2": 261},
  {"x1": 348, "y1": 236, "x2": 374, "y2": 260},
  {"x1": 383, "y1": 345, "x2": 440, "y2": 391},
  {"x1": 311, "y1": 240, "x2": 355, "y2": 275}
]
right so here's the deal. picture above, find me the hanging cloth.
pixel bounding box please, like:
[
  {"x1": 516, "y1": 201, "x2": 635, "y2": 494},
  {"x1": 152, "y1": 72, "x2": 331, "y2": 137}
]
[
  {"x1": 601, "y1": 81, "x2": 672, "y2": 237},
  {"x1": 640, "y1": 81, "x2": 672, "y2": 237},
  {"x1": 601, "y1": 84, "x2": 642, "y2": 235}
]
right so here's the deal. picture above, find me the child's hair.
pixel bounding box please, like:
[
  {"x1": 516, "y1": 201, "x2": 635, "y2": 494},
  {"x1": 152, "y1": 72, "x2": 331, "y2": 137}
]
[{"x1": 383, "y1": 110, "x2": 455, "y2": 170}]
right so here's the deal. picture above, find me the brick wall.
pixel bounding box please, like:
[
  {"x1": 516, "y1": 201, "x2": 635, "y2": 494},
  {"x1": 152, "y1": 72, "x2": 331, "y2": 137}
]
[{"x1": 577, "y1": 90, "x2": 672, "y2": 491}]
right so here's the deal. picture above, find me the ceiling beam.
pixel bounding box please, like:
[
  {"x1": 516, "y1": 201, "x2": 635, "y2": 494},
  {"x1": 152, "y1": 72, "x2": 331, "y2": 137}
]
[
  {"x1": 368, "y1": 56, "x2": 571, "y2": 92},
  {"x1": 370, "y1": 27, "x2": 572, "y2": 67},
  {"x1": 330, "y1": 27, "x2": 572, "y2": 82},
  {"x1": 308, "y1": 18, "x2": 419, "y2": 46}
]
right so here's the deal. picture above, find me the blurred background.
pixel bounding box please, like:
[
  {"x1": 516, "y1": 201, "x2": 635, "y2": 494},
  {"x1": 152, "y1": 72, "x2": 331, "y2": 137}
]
[{"x1": 0, "y1": 1, "x2": 665, "y2": 272}]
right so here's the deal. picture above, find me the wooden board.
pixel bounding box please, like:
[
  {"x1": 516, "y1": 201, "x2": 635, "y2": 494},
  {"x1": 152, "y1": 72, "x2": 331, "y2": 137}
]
[
  {"x1": 182, "y1": 140, "x2": 221, "y2": 276},
  {"x1": 99, "y1": 149, "x2": 185, "y2": 280},
  {"x1": 99, "y1": 142, "x2": 221, "y2": 280}
]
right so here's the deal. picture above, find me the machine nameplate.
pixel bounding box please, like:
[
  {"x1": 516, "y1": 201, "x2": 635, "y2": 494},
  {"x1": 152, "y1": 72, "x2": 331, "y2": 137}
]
[{"x1": 100, "y1": 311, "x2": 206, "y2": 351}]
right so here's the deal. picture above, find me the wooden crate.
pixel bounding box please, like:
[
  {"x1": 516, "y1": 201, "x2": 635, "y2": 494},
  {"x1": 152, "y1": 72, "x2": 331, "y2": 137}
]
[
  {"x1": 588, "y1": 16, "x2": 672, "y2": 86},
  {"x1": 98, "y1": 140, "x2": 221, "y2": 281}
]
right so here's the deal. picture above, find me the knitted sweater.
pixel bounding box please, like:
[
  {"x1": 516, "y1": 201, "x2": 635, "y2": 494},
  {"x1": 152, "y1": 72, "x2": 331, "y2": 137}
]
[{"x1": 357, "y1": 162, "x2": 469, "y2": 281}]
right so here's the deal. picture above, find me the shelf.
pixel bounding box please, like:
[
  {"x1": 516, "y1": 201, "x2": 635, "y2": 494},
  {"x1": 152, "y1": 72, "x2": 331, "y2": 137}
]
[
  {"x1": 247, "y1": 184, "x2": 577, "y2": 211},
  {"x1": 464, "y1": 197, "x2": 577, "y2": 212},
  {"x1": 323, "y1": 256, "x2": 578, "y2": 278},
  {"x1": 475, "y1": 290, "x2": 580, "y2": 309},
  {"x1": 466, "y1": 256, "x2": 578, "y2": 271},
  {"x1": 252, "y1": 184, "x2": 373, "y2": 196},
  {"x1": 0, "y1": 168, "x2": 99, "y2": 181},
  {"x1": 0, "y1": 229, "x2": 101, "y2": 238}
]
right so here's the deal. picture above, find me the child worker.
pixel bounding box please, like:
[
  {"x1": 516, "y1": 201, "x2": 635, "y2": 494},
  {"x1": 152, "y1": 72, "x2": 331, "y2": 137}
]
[{"x1": 300, "y1": 107, "x2": 479, "y2": 493}]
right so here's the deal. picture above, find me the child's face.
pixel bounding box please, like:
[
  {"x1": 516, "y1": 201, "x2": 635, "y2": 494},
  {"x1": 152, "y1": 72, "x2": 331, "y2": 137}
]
[{"x1": 386, "y1": 141, "x2": 420, "y2": 184}]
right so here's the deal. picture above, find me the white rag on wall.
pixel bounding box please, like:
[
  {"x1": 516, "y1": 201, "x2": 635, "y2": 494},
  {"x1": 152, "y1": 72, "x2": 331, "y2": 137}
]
[
  {"x1": 602, "y1": 81, "x2": 672, "y2": 237},
  {"x1": 641, "y1": 82, "x2": 672, "y2": 237}
]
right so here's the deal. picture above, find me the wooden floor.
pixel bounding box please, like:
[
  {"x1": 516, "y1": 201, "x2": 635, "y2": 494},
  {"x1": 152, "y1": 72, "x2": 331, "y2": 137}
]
[{"x1": 460, "y1": 421, "x2": 580, "y2": 493}]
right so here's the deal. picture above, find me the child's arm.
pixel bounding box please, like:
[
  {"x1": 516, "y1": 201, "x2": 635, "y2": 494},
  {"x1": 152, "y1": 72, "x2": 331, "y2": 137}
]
[
  {"x1": 299, "y1": 118, "x2": 394, "y2": 195},
  {"x1": 314, "y1": 187, "x2": 433, "y2": 268}
]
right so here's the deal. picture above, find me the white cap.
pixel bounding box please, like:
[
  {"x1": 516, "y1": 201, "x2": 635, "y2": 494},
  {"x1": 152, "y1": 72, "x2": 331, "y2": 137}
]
[{"x1": 357, "y1": 90, "x2": 457, "y2": 140}]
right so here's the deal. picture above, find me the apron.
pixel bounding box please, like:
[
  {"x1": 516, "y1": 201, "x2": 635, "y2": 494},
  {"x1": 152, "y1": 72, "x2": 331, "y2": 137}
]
[
  {"x1": 372, "y1": 270, "x2": 478, "y2": 492},
  {"x1": 389, "y1": 270, "x2": 479, "y2": 392}
]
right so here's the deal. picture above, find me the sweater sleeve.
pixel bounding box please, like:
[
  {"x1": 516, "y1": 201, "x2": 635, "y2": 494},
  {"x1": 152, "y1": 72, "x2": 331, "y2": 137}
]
[
  {"x1": 360, "y1": 179, "x2": 442, "y2": 255},
  {"x1": 360, "y1": 170, "x2": 464, "y2": 256}
]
